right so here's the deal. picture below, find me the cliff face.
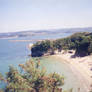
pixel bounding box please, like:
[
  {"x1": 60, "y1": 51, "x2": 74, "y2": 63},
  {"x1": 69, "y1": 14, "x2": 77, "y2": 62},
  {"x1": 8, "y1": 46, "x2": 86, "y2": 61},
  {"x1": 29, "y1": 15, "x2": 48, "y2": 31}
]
[
  {"x1": 31, "y1": 49, "x2": 55, "y2": 57},
  {"x1": 31, "y1": 51, "x2": 43, "y2": 57}
]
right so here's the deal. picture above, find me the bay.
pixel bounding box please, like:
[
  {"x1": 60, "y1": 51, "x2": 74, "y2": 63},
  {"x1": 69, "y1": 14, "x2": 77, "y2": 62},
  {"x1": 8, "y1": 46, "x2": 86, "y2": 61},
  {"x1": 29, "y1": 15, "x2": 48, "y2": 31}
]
[{"x1": 0, "y1": 32, "x2": 80, "y2": 91}]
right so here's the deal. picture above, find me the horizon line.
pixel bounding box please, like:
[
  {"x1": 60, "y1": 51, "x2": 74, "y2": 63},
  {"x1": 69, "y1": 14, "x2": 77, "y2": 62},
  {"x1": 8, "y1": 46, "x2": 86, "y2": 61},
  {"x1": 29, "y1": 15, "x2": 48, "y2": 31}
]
[{"x1": 0, "y1": 26, "x2": 92, "y2": 34}]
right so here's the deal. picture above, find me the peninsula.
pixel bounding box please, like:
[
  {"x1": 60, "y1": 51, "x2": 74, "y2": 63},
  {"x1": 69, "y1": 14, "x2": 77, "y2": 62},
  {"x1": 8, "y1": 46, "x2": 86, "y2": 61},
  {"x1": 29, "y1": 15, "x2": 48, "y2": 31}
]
[{"x1": 31, "y1": 32, "x2": 92, "y2": 92}]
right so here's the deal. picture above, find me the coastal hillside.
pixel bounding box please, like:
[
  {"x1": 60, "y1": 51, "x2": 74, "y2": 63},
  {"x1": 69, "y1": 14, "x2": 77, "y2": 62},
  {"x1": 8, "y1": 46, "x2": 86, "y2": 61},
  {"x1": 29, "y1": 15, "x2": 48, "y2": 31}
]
[
  {"x1": 31, "y1": 32, "x2": 92, "y2": 57},
  {"x1": 0, "y1": 27, "x2": 92, "y2": 39}
]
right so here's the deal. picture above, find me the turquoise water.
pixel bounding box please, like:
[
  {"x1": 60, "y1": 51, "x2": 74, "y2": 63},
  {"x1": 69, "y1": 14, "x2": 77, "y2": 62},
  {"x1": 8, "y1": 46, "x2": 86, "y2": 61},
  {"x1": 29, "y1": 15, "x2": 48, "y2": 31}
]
[
  {"x1": 0, "y1": 33, "x2": 72, "y2": 74},
  {"x1": 0, "y1": 32, "x2": 82, "y2": 91}
]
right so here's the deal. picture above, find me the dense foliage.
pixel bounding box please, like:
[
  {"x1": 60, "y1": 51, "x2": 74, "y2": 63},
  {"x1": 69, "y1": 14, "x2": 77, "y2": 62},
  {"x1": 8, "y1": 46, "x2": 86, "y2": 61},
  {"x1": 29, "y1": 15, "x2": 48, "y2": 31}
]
[
  {"x1": 0, "y1": 59, "x2": 65, "y2": 92},
  {"x1": 31, "y1": 32, "x2": 92, "y2": 57}
]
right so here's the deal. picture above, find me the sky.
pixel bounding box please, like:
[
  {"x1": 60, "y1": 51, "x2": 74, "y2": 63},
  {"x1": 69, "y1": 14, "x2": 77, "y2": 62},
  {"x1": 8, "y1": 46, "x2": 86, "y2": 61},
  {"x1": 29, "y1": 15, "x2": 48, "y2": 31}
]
[{"x1": 0, "y1": 0, "x2": 92, "y2": 33}]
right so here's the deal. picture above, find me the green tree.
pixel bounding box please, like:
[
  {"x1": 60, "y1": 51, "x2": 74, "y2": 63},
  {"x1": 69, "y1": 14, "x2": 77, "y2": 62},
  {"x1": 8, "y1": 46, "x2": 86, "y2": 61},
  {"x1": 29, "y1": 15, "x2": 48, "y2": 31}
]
[{"x1": 0, "y1": 59, "x2": 64, "y2": 92}]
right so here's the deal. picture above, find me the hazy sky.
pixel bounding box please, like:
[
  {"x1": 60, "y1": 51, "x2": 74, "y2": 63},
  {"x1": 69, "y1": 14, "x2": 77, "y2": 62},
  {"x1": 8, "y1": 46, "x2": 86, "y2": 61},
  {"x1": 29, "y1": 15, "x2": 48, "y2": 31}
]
[{"x1": 0, "y1": 0, "x2": 92, "y2": 33}]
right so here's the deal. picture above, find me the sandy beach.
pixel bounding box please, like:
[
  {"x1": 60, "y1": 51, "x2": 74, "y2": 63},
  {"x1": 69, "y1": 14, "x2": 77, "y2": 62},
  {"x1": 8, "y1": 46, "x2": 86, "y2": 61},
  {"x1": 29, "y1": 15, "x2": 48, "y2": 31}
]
[{"x1": 53, "y1": 50, "x2": 92, "y2": 92}]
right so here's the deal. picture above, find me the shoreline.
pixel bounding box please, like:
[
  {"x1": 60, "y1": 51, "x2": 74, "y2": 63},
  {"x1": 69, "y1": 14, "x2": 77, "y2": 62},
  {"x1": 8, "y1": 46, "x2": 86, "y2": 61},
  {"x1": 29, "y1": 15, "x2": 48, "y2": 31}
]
[{"x1": 52, "y1": 50, "x2": 92, "y2": 92}]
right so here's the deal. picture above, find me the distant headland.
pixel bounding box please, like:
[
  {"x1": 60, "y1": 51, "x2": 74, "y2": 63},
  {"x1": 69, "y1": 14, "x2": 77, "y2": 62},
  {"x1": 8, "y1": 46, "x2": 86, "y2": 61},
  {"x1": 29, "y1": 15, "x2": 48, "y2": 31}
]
[{"x1": 0, "y1": 27, "x2": 92, "y2": 39}]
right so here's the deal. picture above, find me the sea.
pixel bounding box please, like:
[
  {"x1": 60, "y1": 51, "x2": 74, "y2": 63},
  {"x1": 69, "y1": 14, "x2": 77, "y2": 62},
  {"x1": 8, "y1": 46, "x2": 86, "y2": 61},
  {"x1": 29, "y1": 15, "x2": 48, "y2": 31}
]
[{"x1": 0, "y1": 32, "x2": 85, "y2": 92}]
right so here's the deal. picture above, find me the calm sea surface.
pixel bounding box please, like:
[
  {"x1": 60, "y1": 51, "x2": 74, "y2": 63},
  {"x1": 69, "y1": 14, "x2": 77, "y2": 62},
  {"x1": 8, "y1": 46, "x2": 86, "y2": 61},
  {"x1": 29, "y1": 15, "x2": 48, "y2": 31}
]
[{"x1": 0, "y1": 33, "x2": 83, "y2": 91}]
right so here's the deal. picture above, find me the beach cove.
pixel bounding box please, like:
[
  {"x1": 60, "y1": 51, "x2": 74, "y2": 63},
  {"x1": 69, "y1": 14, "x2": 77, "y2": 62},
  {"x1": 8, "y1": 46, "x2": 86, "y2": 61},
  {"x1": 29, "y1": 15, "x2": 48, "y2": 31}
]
[
  {"x1": 50, "y1": 50, "x2": 92, "y2": 92},
  {"x1": 0, "y1": 32, "x2": 92, "y2": 92},
  {"x1": 34, "y1": 51, "x2": 91, "y2": 92},
  {"x1": 0, "y1": 39, "x2": 87, "y2": 92}
]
